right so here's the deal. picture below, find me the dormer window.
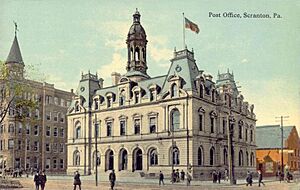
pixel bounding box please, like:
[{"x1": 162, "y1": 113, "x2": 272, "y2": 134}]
[
  {"x1": 75, "y1": 101, "x2": 80, "y2": 112},
  {"x1": 107, "y1": 97, "x2": 112, "y2": 108},
  {"x1": 119, "y1": 90, "x2": 125, "y2": 106},
  {"x1": 94, "y1": 99, "x2": 99, "y2": 110},
  {"x1": 149, "y1": 90, "x2": 155, "y2": 101},
  {"x1": 134, "y1": 92, "x2": 140, "y2": 104},
  {"x1": 171, "y1": 83, "x2": 178, "y2": 98}
]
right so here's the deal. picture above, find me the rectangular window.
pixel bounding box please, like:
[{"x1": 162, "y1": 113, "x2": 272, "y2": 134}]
[
  {"x1": 34, "y1": 141, "x2": 39, "y2": 151},
  {"x1": 34, "y1": 125, "x2": 39, "y2": 136},
  {"x1": 53, "y1": 143, "x2": 58, "y2": 153},
  {"x1": 54, "y1": 97, "x2": 59, "y2": 105},
  {"x1": 223, "y1": 119, "x2": 226, "y2": 134},
  {"x1": 46, "y1": 112, "x2": 51, "y2": 120},
  {"x1": 8, "y1": 139, "x2": 14, "y2": 149},
  {"x1": 46, "y1": 126, "x2": 51, "y2": 137},
  {"x1": 18, "y1": 140, "x2": 21, "y2": 150},
  {"x1": 107, "y1": 97, "x2": 111, "y2": 108},
  {"x1": 46, "y1": 158, "x2": 51, "y2": 169},
  {"x1": 59, "y1": 143, "x2": 64, "y2": 153},
  {"x1": 149, "y1": 117, "x2": 156, "y2": 133},
  {"x1": 60, "y1": 159, "x2": 64, "y2": 169},
  {"x1": 245, "y1": 129, "x2": 248, "y2": 141},
  {"x1": 18, "y1": 123, "x2": 22, "y2": 134},
  {"x1": 26, "y1": 157, "x2": 30, "y2": 169},
  {"x1": 0, "y1": 140, "x2": 3, "y2": 151},
  {"x1": 120, "y1": 121, "x2": 126, "y2": 136},
  {"x1": 60, "y1": 99, "x2": 65, "y2": 107},
  {"x1": 54, "y1": 113, "x2": 58, "y2": 122},
  {"x1": 26, "y1": 140, "x2": 30, "y2": 151},
  {"x1": 60, "y1": 128, "x2": 64, "y2": 137},
  {"x1": 107, "y1": 122, "x2": 112, "y2": 137},
  {"x1": 250, "y1": 130, "x2": 253, "y2": 142},
  {"x1": 46, "y1": 143, "x2": 50, "y2": 152},
  {"x1": 210, "y1": 117, "x2": 214, "y2": 133},
  {"x1": 60, "y1": 114, "x2": 64, "y2": 123},
  {"x1": 53, "y1": 158, "x2": 57, "y2": 169},
  {"x1": 134, "y1": 119, "x2": 141, "y2": 135},
  {"x1": 26, "y1": 124, "x2": 30, "y2": 135},
  {"x1": 199, "y1": 115, "x2": 203, "y2": 131},
  {"x1": 53, "y1": 127, "x2": 58, "y2": 137}
]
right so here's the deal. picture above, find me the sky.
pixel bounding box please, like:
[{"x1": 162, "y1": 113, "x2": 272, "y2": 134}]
[{"x1": 1, "y1": 0, "x2": 299, "y2": 131}]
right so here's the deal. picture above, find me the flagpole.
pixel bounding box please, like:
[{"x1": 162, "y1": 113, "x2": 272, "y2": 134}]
[{"x1": 182, "y1": 12, "x2": 186, "y2": 49}]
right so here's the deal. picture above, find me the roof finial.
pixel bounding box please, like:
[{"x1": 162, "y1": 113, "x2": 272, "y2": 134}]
[
  {"x1": 227, "y1": 68, "x2": 229, "y2": 73},
  {"x1": 13, "y1": 21, "x2": 18, "y2": 36}
]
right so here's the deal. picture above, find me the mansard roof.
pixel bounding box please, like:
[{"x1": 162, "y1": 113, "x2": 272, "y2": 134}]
[{"x1": 6, "y1": 36, "x2": 24, "y2": 65}]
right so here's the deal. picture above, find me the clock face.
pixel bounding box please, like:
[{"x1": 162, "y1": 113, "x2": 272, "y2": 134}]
[
  {"x1": 80, "y1": 87, "x2": 85, "y2": 92},
  {"x1": 175, "y1": 65, "x2": 182, "y2": 72}
]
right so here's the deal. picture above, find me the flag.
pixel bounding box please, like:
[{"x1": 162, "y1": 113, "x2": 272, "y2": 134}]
[{"x1": 185, "y1": 17, "x2": 199, "y2": 34}]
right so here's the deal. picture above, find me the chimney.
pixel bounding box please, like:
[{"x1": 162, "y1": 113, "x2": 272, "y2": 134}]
[
  {"x1": 99, "y1": 78, "x2": 104, "y2": 88},
  {"x1": 111, "y1": 72, "x2": 121, "y2": 85}
]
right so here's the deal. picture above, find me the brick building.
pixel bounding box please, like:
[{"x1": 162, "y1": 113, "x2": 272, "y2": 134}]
[
  {"x1": 0, "y1": 33, "x2": 73, "y2": 173},
  {"x1": 256, "y1": 125, "x2": 300, "y2": 176}
]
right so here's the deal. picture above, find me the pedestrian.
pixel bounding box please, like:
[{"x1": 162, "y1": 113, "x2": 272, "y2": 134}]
[
  {"x1": 171, "y1": 169, "x2": 176, "y2": 183},
  {"x1": 212, "y1": 170, "x2": 217, "y2": 183},
  {"x1": 186, "y1": 172, "x2": 192, "y2": 186},
  {"x1": 159, "y1": 171, "x2": 164, "y2": 186},
  {"x1": 180, "y1": 170, "x2": 185, "y2": 181},
  {"x1": 224, "y1": 169, "x2": 229, "y2": 181},
  {"x1": 73, "y1": 171, "x2": 81, "y2": 190},
  {"x1": 217, "y1": 170, "x2": 221, "y2": 184},
  {"x1": 33, "y1": 171, "x2": 40, "y2": 190},
  {"x1": 258, "y1": 170, "x2": 265, "y2": 187},
  {"x1": 176, "y1": 169, "x2": 180, "y2": 182},
  {"x1": 109, "y1": 169, "x2": 116, "y2": 190},
  {"x1": 246, "y1": 171, "x2": 253, "y2": 186},
  {"x1": 39, "y1": 171, "x2": 47, "y2": 190}
]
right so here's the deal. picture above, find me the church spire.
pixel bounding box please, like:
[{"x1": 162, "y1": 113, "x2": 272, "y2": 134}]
[{"x1": 6, "y1": 22, "x2": 23, "y2": 65}]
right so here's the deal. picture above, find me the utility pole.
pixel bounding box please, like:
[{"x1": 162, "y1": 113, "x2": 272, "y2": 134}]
[
  {"x1": 94, "y1": 114, "x2": 98, "y2": 186},
  {"x1": 227, "y1": 112, "x2": 236, "y2": 185},
  {"x1": 275, "y1": 116, "x2": 289, "y2": 179}
]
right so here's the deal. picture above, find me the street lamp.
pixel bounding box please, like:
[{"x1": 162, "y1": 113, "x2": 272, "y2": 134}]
[{"x1": 227, "y1": 112, "x2": 236, "y2": 185}]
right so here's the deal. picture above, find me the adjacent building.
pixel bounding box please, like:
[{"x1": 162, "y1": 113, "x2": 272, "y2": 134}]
[
  {"x1": 256, "y1": 125, "x2": 300, "y2": 176},
  {"x1": 66, "y1": 10, "x2": 256, "y2": 179},
  {"x1": 0, "y1": 33, "x2": 73, "y2": 173}
]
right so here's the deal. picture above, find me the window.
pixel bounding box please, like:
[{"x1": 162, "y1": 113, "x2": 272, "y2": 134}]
[
  {"x1": 107, "y1": 122, "x2": 112, "y2": 136},
  {"x1": 59, "y1": 143, "x2": 64, "y2": 153},
  {"x1": 239, "y1": 150, "x2": 244, "y2": 166},
  {"x1": 26, "y1": 124, "x2": 30, "y2": 135},
  {"x1": 8, "y1": 124, "x2": 14, "y2": 133},
  {"x1": 53, "y1": 143, "x2": 57, "y2": 153},
  {"x1": 119, "y1": 90, "x2": 125, "y2": 106},
  {"x1": 171, "y1": 147, "x2": 180, "y2": 165},
  {"x1": 53, "y1": 127, "x2": 58, "y2": 137},
  {"x1": 210, "y1": 147, "x2": 215, "y2": 166},
  {"x1": 171, "y1": 109, "x2": 180, "y2": 131},
  {"x1": 199, "y1": 114, "x2": 203, "y2": 131},
  {"x1": 224, "y1": 148, "x2": 228, "y2": 165},
  {"x1": 223, "y1": 119, "x2": 227, "y2": 134},
  {"x1": 120, "y1": 121, "x2": 126, "y2": 136},
  {"x1": 250, "y1": 152, "x2": 254, "y2": 166},
  {"x1": 171, "y1": 83, "x2": 178, "y2": 97},
  {"x1": 59, "y1": 159, "x2": 64, "y2": 169},
  {"x1": 53, "y1": 158, "x2": 57, "y2": 169},
  {"x1": 35, "y1": 109, "x2": 39, "y2": 119},
  {"x1": 60, "y1": 99, "x2": 65, "y2": 107},
  {"x1": 60, "y1": 128, "x2": 64, "y2": 137},
  {"x1": 46, "y1": 112, "x2": 51, "y2": 120},
  {"x1": 54, "y1": 113, "x2": 58, "y2": 122},
  {"x1": 134, "y1": 92, "x2": 139, "y2": 104},
  {"x1": 0, "y1": 125, "x2": 3, "y2": 134},
  {"x1": 107, "y1": 97, "x2": 112, "y2": 108},
  {"x1": 245, "y1": 129, "x2": 248, "y2": 141},
  {"x1": 46, "y1": 143, "x2": 50, "y2": 152},
  {"x1": 75, "y1": 122, "x2": 81, "y2": 139},
  {"x1": 149, "y1": 149, "x2": 158, "y2": 166},
  {"x1": 149, "y1": 90, "x2": 155, "y2": 101},
  {"x1": 210, "y1": 117, "x2": 214, "y2": 133},
  {"x1": 75, "y1": 102, "x2": 80, "y2": 112},
  {"x1": 94, "y1": 99, "x2": 99, "y2": 110},
  {"x1": 200, "y1": 84, "x2": 204, "y2": 98},
  {"x1": 46, "y1": 158, "x2": 51, "y2": 169},
  {"x1": 18, "y1": 123, "x2": 22, "y2": 134},
  {"x1": 250, "y1": 130, "x2": 253, "y2": 142},
  {"x1": 46, "y1": 126, "x2": 51, "y2": 137},
  {"x1": 238, "y1": 124, "x2": 243, "y2": 139},
  {"x1": 26, "y1": 157, "x2": 30, "y2": 169},
  {"x1": 149, "y1": 117, "x2": 156, "y2": 133},
  {"x1": 45, "y1": 95, "x2": 52, "y2": 104},
  {"x1": 17, "y1": 140, "x2": 21, "y2": 150},
  {"x1": 74, "y1": 151, "x2": 80, "y2": 166},
  {"x1": 33, "y1": 157, "x2": 38, "y2": 169},
  {"x1": 198, "y1": 147, "x2": 203, "y2": 166},
  {"x1": 34, "y1": 141, "x2": 39, "y2": 151},
  {"x1": 60, "y1": 114, "x2": 64, "y2": 123},
  {"x1": 26, "y1": 140, "x2": 30, "y2": 151},
  {"x1": 54, "y1": 97, "x2": 58, "y2": 105},
  {"x1": 0, "y1": 140, "x2": 2, "y2": 151},
  {"x1": 134, "y1": 119, "x2": 140, "y2": 135},
  {"x1": 34, "y1": 125, "x2": 39, "y2": 136}
]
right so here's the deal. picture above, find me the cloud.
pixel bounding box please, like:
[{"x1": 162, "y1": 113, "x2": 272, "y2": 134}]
[
  {"x1": 45, "y1": 73, "x2": 76, "y2": 91},
  {"x1": 241, "y1": 58, "x2": 248, "y2": 64},
  {"x1": 148, "y1": 46, "x2": 173, "y2": 62},
  {"x1": 105, "y1": 39, "x2": 125, "y2": 51},
  {"x1": 97, "y1": 53, "x2": 127, "y2": 85}
]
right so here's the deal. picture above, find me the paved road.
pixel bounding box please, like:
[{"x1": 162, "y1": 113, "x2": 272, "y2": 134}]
[{"x1": 4, "y1": 176, "x2": 300, "y2": 190}]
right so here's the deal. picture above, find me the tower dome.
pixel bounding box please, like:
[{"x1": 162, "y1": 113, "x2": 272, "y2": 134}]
[{"x1": 125, "y1": 9, "x2": 149, "y2": 81}]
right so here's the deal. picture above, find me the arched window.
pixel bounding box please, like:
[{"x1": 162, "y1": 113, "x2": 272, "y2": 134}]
[
  {"x1": 134, "y1": 92, "x2": 139, "y2": 104},
  {"x1": 135, "y1": 47, "x2": 140, "y2": 61},
  {"x1": 119, "y1": 90, "x2": 125, "y2": 106},
  {"x1": 106, "y1": 149, "x2": 114, "y2": 171},
  {"x1": 94, "y1": 99, "x2": 99, "y2": 110},
  {"x1": 239, "y1": 124, "x2": 243, "y2": 139},
  {"x1": 75, "y1": 122, "x2": 81, "y2": 139},
  {"x1": 171, "y1": 83, "x2": 178, "y2": 98},
  {"x1": 171, "y1": 147, "x2": 180, "y2": 165},
  {"x1": 239, "y1": 150, "x2": 244, "y2": 166},
  {"x1": 149, "y1": 148, "x2": 158, "y2": 166},
  {"x1": 119, "y1": 148, "x2": 128, "y2": 171},
  {"x1": 171, "y1": 109, "x2": 180, "y2": 131},
  {"x1": 8, "y1": 124, "x2": 14, "y2": 133},
  {"x1": 209, "y1": 147, "x2": 215, "y2": 166},
  {"x1": 200, "y1": 84, "x2": 204, "y2": 98},
  {"x1": 73, "y1": 151, "x2": 80, "y2": 166},
  {"x1": 224, "y1": 148, "x2": 228, "y2": 165},
  {"x1": 198, "y1": 147, "x2": 203, "y2": 166},
  {"x1": 246, "y1": 151, "x2": 249, "y2": 166}
]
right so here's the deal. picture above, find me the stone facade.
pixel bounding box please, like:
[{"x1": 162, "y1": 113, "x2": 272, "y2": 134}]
[
  {"x1": 66, "y1": 10, "x2": 256, "y2": 179},
  {"x1": 0, "y1": 34, "x2": 73, "y2": 174}
]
